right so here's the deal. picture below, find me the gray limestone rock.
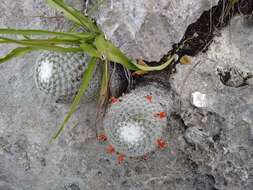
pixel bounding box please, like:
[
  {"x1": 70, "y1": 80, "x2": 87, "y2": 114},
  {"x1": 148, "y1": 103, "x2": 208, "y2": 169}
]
[
  {"x1": 0, "y1": 0, "x2": 252, "y2": 190},
  {"x1": 171, "y1": 15, "x2": 253, "y2": 190},
  {"x1": 94, "y1": 0, "x2": 219, "y2": 61}
]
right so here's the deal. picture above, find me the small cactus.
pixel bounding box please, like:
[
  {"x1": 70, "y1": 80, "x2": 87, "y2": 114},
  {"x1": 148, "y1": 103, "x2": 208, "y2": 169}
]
[
  {"x1": 103, "y1": 83, "x2": 172, "y2": 157},
  {"x1": 34, "y1": 51, "x2": 102, "y2": 103}
]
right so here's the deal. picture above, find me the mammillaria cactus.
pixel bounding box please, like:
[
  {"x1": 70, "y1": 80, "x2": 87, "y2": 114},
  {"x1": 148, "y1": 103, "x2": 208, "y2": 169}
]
[
  {"x1": 34, "y1": 51, "x2": 102, "y2": 103},
  {"x1": 103, "y1": 83, "x2": 173, "y2": 158}
]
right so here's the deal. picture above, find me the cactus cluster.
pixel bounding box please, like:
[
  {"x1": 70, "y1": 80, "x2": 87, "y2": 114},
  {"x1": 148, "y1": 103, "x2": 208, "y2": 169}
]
[
  {"x1": 34, "y1": 51, "x2": 102, "y2": 103},
  {"x1": 103, "y1": 83, "x2": 172, "y2": 157}
]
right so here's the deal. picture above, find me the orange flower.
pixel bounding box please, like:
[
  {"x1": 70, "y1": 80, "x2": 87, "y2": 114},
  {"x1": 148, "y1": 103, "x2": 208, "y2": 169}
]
[
  {"x1": 145, "y1": 95, "x2": 152, "y2": 103},
  {"x1": 110, "y1": 97, "x2": 119, "y2": 104},
  {"x1": 157, "y1": 139, "x2": 167, "y2": 149},
  {"x1": 97, "y1": 134, "x2": 107, "y2": 142},
  {"x1": 106, "y1": 145, "x2": 115, "y2": 154},
  {"x1": 154, "y1": 111, "x2": 167, "y2": 119},
  {"x1": 117, "y1": 154, "x2": 125, "y2": 164}
]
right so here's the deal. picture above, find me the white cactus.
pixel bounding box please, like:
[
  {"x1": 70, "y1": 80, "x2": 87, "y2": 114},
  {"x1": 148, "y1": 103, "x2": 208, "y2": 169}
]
[
  {"x1": 34, "y1": 51, "x2": 102, "y2": 103},
  {"x1": 103, "y1": 83, "x2": 172, "y2": 157}
]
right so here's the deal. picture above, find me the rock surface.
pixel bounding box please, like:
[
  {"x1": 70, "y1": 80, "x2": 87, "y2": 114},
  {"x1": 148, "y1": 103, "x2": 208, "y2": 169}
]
[
  {"x1": 0, "y1": 0, "x2": 252, "y2": 190},
  {"x1": 95, "y1": 0, "x2": 218, "y2": 61},
  {"x1": 170, "y1": 15, "x2": 253, "y2": 190}
]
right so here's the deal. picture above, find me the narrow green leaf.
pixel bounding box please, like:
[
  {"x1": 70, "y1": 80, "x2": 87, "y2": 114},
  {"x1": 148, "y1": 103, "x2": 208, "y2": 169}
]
[
  {"x1": 96, "y1": 60, "x2": 109, "y2": 119},
  {"x1": 0, "y1": 37, "x2": 83, "y2": 52},
  {"x1": 94, "y1": 35, "x2": 139, "y2": 71},
  {"x1": 133, "y1": 54, "x2": 177, "y2": 71},
  {"x1": 80, "y1": 43, "x2": 100, "y2": 57},
  {"x1": 47, "y1": 0, "x2": 100, "y2": 33},
  {"x1": 22, "y1": 35, "x2": 31, "y2": 40},
  {"x1": 50, "y1": 57, "x2": 98, "y2": 142},
  {"x1": 68, "y1": 24, "x2": 80, "y2": 32},
  {"x1": 67, "y1": 32, "x2": 96, "y2": 40},
  {"x1": 101, "y1": 60, "x2": 109, "y2": 96},
  {"x1": 0, "y1": 47, "x2": 33, "y2": 64},
  {"x1": 32, "y1": 46, "x2": 83, "y2": 52},
  {"x1": 47, "y1": 0, "x2": 81, "y2": 26},
  {"x1": 0, "y1": 38, "x2": 80, "y2": 45},
  {"x1": 94, "y1": 35, "x2": 177, "y2": 72},
  {"x1": 0, "y1": 28, "x2": 92, "y2": 39}
]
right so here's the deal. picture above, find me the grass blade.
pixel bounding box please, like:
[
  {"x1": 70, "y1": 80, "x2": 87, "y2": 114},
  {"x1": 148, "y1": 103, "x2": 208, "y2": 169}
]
[
  {"x1": 50, "y1": 57, "x2": 98, "y2": 142},
  {"x1": 0, "y1": 28, "x2": 93, "y2": 39},
  {"x1": 133, "y1": 54, "x2": 177, "y2": 71},
  {"x1": 80, "y1": 43, "x2": 100, "y2": 57},
  {"x1": 0, "y1": 38, "x2": 81, "y2": 45},
  {"x1": 0, "y1": 37, "x2": 83, "y2": 52},
  {"x1": 0, "y1": 47, "x2": 33, "y2": 64},
  {"x1": 94, "y1": 35, "x2": 177, "y2": 71},
  {"x1": 94, "y1": 35, "x2": 139, "y2": 71},
  {"x1": 32, "y1": 46, "x2": 83, "y2": 52},
  {"x1": 96, "y1": 60, "x2": 109, "y2": 129},
  {"x1": 47, "y1": 0, "x2": 100, "y2": 33},
  {"x1": 47, "y1": 0, "x2": 81, "y2": 26},
  {"x1": 99, "y1": 60, "x2": 109, "y2": 102}
]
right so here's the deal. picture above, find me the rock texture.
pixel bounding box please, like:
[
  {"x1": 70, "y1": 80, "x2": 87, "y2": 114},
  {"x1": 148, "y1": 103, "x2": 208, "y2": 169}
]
[
  {"x1": 95, "y1": 0, "x2": 219, "y2": 61},
  {"x1": 0, "y1": 0, "x2": 252, "y2": 190},
  {"x1": 170, "y1": 15, "x2": 253, "y2": 190}
]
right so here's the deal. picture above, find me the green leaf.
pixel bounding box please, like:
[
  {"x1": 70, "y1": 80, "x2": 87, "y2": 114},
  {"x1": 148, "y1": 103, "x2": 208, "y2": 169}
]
[
  {"x1": 96, "y1": 60, "x2": 109, "y2": 118},
  {"x1": 80, "y1": 43, "x2": 100, "y2": 57},
  {"x1": 32, "y1": 46, "x2": 83, "y2": 52},
  {"x1": 133, "y1": 54, "x2": 177, "y2": 71},
  {"x1": 94, "y1": 35, "x2": 179, "y2": 72},
  {"x1": 94, "y1": 35, "x2": 177, "y2": 72},
  {"x1": 67, "y1": 32, "x2": 96, "y2": 40},
  {"x1": 46, "y1": 0, "x2": 100, "y2": 33},
  {"x1": 68, "y1": 24, "x2": 80, "y2": 32},
  {"x1": 94, "y1": 35, "x2": 139, "y2": 71},
  {"x1": 47, "y1": 0, "x2": 81, "y2": 26},
  {"x1": 100, "y1": 60, "x2": 109, "y2": 97},
  {"x1": 0, "y1": 37, "x2": 83, "y2": 52},
  {"x1": 50, "y1": 57, "x2": 98, "y2": 142},
  {"x1": 0, "y1": 28, "x2": 93, "y2": 40},
  {"x1": 0, "y1": 38, "x2": 80, "y2": 45},
  {"x1": 0, "y1": 47, "x2": 33, "y2": 64}
]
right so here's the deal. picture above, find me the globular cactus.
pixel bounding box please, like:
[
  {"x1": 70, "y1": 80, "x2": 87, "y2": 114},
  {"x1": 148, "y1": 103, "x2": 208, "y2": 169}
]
[
  {"x1": 34, "y1": 51, "x2": 102, "y2": 103},
  {"x1": 103, "y1": 83, "x2": 173, "y2": 157}
]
